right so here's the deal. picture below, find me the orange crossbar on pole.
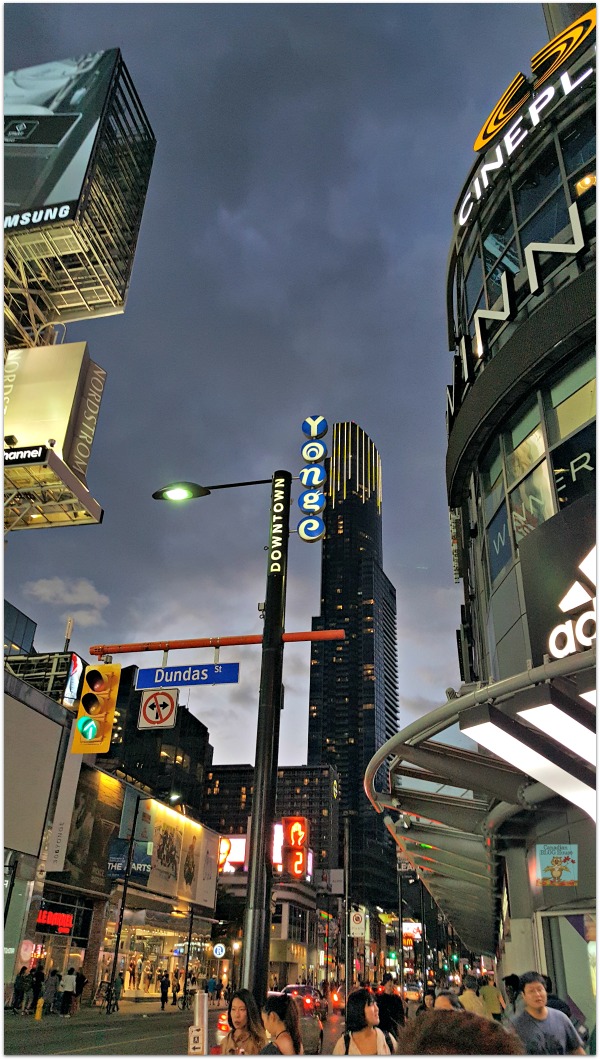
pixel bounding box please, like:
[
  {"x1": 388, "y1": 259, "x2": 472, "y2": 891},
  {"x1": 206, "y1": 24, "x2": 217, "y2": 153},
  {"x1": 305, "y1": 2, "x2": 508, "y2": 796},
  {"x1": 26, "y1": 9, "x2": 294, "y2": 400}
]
[{"x1": 89, "y1": 629, "x2": 345, "y2": 657}]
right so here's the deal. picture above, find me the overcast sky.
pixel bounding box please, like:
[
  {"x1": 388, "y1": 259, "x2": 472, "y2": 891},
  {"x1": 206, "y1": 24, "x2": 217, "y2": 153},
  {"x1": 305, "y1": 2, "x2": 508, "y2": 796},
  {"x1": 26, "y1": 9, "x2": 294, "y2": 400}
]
[{"x1": 4, "y1": 2, "x2": 547, "y2": 766}]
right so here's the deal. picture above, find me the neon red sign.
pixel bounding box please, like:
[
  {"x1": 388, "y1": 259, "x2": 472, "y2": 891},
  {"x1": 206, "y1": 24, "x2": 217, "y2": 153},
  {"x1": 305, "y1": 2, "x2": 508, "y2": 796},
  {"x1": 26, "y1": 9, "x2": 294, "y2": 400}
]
[{"x1": 36, "y1": 908, "x2": 74, "y2": 934}]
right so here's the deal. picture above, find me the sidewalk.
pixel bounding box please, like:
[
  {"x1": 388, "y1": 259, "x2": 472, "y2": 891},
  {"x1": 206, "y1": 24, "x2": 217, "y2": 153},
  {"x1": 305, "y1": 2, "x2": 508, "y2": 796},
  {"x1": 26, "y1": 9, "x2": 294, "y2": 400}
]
[{"x1": 4, "y1": 998, "x2": 185, "y2": 1023}]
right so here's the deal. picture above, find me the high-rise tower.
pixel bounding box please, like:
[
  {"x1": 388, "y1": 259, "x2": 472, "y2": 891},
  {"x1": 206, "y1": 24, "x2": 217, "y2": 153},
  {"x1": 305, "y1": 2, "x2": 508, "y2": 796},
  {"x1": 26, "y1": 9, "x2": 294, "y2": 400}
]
[{"x1": 308, "y1": 422, "x2": 399, "y2": 907}]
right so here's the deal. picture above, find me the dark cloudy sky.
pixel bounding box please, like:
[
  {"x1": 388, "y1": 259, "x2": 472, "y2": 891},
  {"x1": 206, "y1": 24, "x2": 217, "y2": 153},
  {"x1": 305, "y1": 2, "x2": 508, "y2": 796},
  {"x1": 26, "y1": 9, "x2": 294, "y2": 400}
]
[{"x1": 5, "y1": 3, "x2": 546, "y2": 765}]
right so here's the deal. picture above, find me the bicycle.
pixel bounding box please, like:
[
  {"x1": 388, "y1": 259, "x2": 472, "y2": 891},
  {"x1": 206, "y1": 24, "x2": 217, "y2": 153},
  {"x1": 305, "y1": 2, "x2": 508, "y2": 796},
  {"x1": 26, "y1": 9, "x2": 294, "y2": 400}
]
[
  {"x1": 100, "y1": 987, "x2": 116, "y2": 1015},
  {"x1": 177, "y1": 989, "x2": 195, "y2": 1011}
]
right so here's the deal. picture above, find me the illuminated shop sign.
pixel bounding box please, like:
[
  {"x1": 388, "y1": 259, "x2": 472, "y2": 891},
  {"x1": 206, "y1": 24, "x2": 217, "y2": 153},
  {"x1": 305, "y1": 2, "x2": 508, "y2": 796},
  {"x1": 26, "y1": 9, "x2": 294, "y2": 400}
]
[
  {"x1": 459, "y1": 9, "x2": 596, "y2": 229},
  {"x1": 298, "y1": 416, "x2": 328, "y2": 543},
  {"x1": 36, "y1": 908, "x2": 74, "y2": 934},
  {"x1": 519, "y1": 494, "x2": 596, "y2": 666}
]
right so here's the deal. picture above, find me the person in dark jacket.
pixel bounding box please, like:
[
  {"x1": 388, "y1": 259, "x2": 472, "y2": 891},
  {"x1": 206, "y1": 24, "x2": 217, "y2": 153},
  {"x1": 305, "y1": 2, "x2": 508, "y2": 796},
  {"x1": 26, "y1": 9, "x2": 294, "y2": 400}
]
[
  {"x1": 160, "y1": 972, "x2": 170, "y2": 1011},
  {"x1": 73, "y1": 969, "x2": 88, "y2": 1013},
  {"x1": 377, "y1": 974, "x2": 406, "y2": 1039},
  {"x1": 31, "y1": 963, "x2": 45, "y2": 1011},
  {"x1": 12, "y1": 967, "x2": 28, "y2": 1013}
]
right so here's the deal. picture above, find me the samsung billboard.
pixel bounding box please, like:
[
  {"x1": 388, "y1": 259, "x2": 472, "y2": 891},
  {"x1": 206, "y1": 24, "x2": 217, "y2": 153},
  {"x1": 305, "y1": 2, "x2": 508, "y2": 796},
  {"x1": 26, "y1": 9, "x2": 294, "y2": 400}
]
[{"x1": 4, "y1": 49, "x2": 119, "y2": 231}]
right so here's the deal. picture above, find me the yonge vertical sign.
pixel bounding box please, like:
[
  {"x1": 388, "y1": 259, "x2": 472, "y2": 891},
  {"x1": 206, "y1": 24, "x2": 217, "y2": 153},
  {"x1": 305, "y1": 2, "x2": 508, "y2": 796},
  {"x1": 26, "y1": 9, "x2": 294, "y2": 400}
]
[{"x1": 297, "y1": 415, "x2": 328, "y2": 543}]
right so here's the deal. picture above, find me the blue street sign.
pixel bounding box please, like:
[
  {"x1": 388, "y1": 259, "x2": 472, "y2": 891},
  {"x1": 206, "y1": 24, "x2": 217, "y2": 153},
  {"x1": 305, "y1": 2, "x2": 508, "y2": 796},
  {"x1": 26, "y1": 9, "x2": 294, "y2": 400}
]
[{"x1": 135, "y1": 662, "x2": 239, "y2": 690}]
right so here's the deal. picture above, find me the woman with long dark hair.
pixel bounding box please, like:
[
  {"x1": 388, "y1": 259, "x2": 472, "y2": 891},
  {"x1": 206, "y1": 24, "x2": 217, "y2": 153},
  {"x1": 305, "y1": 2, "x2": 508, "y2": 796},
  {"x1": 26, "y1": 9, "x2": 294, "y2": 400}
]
[
  {"x1": 260, "y1": 993, "x2": 304, "y2": 1054},
  {"x1": 221, "y1": 988, "x2": 267, "y2": 1055},
  {"x1": 332, "y1": 987, "x2": 395, "y2": 1054}
]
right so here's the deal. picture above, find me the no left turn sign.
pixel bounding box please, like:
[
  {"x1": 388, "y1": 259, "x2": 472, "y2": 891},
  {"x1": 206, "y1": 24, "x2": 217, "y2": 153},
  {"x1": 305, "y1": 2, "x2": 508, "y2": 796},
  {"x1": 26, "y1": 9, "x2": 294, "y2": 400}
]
[{"x1": 138, "y1": 689, "x2": 179, "y2": 730}]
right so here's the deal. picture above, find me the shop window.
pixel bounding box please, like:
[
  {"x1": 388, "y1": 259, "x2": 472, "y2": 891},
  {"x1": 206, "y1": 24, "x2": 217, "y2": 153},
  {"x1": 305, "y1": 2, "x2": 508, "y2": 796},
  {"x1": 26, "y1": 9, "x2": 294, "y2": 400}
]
[
  {"x1": 480, "y1": 439, "x2": 504, "y2": 523},
  {"x1": 546, "y1": 355, "x2": 596, "y2": 444},
  {"x1": 560, "y1": 108, "x2": 596, "y2": 176},
  {"x1": 509, "y1": 461, "x2": 554, "y2": 544},
  {"x1": 464, "y1": 249, "x2": 484, "y2": 318},
  {"x1": 486, "y1": 241, "x2": 519, "y2": 307},
  {"x1": 551, "y1": 422, "x2": 596, "y2": 510},
  {"x1": 482, "y1": 195, "x2": 515, "y2": 272},
  {"x1": 519, "y1": 188, "x2": 570, "y2": 250},
  {"x1": 487, "y1": 503, "x2": 512, "y2": 583},
  {"x1": 514, "y1": 143, "x2": 561, "y2": 224},
  {"x1": 506, "y1": 425, "x2": 545, "y2": 486}
]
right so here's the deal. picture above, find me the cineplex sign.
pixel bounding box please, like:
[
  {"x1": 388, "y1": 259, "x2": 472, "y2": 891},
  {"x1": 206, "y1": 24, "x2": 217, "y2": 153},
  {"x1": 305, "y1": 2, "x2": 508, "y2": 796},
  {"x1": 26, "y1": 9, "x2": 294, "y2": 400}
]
[{"x1": 457, "y1": 8, "x2": 595, "y2": 230}]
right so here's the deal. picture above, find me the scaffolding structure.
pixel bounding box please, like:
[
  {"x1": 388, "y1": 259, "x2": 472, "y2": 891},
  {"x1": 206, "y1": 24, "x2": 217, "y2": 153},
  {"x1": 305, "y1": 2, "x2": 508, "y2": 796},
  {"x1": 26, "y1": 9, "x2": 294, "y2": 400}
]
[{"x1": 4, "y1": 53, "x2": 156, "y2": 350}]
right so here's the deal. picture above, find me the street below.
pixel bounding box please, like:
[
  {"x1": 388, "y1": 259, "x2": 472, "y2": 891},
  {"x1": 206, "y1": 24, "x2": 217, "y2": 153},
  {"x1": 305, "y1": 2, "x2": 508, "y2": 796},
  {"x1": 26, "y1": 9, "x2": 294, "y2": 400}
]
[{"x1": 4, "y1": 1003, "x2": 346, "y2": 1055}]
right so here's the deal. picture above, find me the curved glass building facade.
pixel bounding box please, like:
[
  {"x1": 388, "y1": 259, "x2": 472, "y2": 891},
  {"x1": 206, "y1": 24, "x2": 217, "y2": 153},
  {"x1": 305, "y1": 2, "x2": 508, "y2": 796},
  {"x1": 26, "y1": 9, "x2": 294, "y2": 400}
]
[{"x1": 446, "y1": 10, "x2": 595, "y2": 684}]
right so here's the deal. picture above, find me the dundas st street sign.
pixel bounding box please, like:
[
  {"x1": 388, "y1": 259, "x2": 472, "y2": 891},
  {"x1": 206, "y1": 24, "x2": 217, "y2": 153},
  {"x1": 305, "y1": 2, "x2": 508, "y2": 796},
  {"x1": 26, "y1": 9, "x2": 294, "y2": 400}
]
[{"x1": 135, "y1": 663, "x2": 239, "y2": 690}]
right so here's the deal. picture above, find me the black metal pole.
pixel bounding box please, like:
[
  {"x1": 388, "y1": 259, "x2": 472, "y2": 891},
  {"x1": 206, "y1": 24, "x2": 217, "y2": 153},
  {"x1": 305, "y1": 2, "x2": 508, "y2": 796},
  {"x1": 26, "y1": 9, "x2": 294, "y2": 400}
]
[
  {"x1": 344, "y1": 814, "x2": 351, "y2": 994},
  {"x1": 183, "y1": 905, "x2": 194, "y2": 996},
  {"x1": 240, "y1": 470, "x2": 291, "y2": 1008},
  {"x1": 107, "y1": 794, "x2": 141, "y2": 1014}
]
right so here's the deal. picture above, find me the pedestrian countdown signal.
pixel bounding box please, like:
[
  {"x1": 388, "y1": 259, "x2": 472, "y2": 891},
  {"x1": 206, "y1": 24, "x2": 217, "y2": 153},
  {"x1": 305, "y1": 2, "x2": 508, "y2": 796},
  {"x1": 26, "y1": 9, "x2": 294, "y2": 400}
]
[{"x1": 71, "y1": 664, "x2": 121, "y2": 754}]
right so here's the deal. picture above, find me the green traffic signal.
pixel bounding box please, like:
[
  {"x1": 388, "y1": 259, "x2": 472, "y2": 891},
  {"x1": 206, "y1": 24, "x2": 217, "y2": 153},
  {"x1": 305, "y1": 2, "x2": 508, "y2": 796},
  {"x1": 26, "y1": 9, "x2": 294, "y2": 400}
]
[{"x1": 77, "y1": 715, "x2": 99, "y2": 740}]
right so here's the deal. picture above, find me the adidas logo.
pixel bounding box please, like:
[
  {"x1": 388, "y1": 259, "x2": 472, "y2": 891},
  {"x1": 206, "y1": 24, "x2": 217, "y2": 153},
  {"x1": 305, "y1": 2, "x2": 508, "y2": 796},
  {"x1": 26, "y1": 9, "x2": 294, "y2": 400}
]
[{"x1": 548, "y1": 545, "x2": 596, "y2": 659}]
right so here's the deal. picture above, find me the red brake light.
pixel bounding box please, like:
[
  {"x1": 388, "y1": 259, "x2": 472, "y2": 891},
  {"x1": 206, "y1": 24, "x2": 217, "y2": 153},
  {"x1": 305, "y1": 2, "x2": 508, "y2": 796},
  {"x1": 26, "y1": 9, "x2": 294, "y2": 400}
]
[
  {"x1": 304, "y1": 995, "x2": 312, "y2": 1006},
  {"x1": 332, "y1": 992, "x2": 338, "y2": 1002}
]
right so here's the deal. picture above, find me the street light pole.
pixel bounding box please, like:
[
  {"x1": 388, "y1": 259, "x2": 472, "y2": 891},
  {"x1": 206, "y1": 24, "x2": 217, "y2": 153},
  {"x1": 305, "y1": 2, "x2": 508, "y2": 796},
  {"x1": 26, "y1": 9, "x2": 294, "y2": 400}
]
[
  {"x1": 240, "y1": 470, "x2": 291, "y2": 1006},
  {"x1": 107, "y1": 793, "x2": 141, "y2": 1013}
]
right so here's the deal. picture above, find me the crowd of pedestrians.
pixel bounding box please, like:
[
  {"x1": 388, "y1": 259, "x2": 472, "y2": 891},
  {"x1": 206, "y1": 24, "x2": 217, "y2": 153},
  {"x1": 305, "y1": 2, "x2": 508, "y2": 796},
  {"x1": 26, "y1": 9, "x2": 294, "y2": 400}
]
[
  {"x1": 326, "y1": 970, "x2": 589, "y2": 1055},
  {"x1": 9, "y1": 962, "x2": 88, "y2": 1017}
]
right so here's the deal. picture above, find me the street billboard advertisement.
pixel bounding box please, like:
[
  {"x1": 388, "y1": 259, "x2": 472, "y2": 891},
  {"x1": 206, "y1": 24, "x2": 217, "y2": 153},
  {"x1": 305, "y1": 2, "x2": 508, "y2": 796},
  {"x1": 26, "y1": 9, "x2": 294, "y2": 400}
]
[
  {"x1": 4, "y1": 342, "x2": 106, "y2": 485},
  {"x1": 46, "y1": 764, "x2": 124, "y2": 895},
  {"x1": 4, "y1": 50, "x2": 119, "y2": 232},
  {"x1": 118, "y1": 793, "x2": 219, "y2": 911},
  {"x1": 519, "y1": 495, "x2": 596, "y2": 666}
]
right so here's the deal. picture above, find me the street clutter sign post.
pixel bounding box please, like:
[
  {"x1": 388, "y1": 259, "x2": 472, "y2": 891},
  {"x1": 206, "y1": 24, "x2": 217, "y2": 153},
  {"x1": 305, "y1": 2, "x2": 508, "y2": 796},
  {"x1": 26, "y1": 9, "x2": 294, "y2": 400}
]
[
  {"x1": 188, "y1": 991, "x2": 208, "y2": 1055},
  {"x1": 350, "y1": 910, "x2": 366, "y2": 937}
]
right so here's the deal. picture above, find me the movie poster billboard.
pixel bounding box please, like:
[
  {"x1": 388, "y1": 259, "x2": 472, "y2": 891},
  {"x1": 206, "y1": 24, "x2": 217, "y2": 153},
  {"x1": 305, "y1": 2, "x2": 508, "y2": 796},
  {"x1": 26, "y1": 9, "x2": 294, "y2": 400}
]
[
  {"x1": 4, "y1": 49, "x2": 119, "y2": 232},
  {"x1": 178, "y1": 817, "x2": 219, "y2": 909},
  {"x1": 46, "y1": 764, "x2": 124, "y2": 895},
  {"x1": 115, "y1": 793, "x2": 219, "y2": 911}
]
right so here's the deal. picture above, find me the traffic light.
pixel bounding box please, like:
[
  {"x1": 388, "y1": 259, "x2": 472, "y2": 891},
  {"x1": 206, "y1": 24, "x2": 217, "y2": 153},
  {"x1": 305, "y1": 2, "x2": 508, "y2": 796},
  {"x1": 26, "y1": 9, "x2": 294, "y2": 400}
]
[
  {"x1": 71, "y1": 664, "x2": 121, "y2": 754},
  {"x1": 282, "y1": 816, "x2": 309, "y2": 879},
  {"x1": 283, "y1": 846, "x2": 308, "y2": 878}
]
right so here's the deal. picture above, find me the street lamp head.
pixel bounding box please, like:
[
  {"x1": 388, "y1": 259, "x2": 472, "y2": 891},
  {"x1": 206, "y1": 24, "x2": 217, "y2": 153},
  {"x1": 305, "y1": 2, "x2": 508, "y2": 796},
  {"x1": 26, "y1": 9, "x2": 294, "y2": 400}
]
[{"x1": 152, "y1": 481, "x2": 211, "y2": 502}]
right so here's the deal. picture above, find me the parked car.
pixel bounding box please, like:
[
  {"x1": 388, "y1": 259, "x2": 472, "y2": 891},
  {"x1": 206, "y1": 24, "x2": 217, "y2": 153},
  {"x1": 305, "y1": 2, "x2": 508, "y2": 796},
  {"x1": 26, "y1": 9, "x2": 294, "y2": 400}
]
[
  {"x1": 215, "y1": 993, "x2": 324, "y2": 1054},
  {"x1": 330, "y1": 984, "x2": 345, "y2": 1013},
  {"x1": 282, "y1": 984, "x2": 328, "y2": 1021}
]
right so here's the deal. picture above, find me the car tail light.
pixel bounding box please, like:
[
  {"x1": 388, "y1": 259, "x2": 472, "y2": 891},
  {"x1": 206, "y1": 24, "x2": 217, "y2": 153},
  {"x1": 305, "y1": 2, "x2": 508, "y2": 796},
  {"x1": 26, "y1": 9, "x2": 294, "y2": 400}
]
[
  {"x1": 332, "y1": 992, "x2": 338, "y2": 1002},
  {"x1": 217, "y1": 1013, "x2": 229, "y2": 1033},
  {"x1": 304, "y1": 995, "x2": 312, "y2": 1006}
]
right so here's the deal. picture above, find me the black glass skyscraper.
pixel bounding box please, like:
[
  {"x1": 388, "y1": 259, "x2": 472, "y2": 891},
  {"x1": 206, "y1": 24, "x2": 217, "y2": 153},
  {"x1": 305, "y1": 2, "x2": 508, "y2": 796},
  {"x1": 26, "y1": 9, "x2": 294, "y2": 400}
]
[{"x1": 308, "y1": 422, "x2": 399, "y2": 908}]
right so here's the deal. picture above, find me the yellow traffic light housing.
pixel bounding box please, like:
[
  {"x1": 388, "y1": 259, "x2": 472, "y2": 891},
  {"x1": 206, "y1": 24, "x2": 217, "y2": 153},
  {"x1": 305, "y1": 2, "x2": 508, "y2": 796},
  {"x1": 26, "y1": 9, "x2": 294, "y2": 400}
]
[{"x1": 71, "y1": 664, "x2": 121, "y2": 754}]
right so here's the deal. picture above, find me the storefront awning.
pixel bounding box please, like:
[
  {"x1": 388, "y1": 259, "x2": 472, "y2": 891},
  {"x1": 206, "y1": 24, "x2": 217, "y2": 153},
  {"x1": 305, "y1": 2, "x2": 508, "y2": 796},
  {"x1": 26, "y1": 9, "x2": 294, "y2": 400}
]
[{"x1": 364, "y1": 648, "x2": 595, "y2": 955}]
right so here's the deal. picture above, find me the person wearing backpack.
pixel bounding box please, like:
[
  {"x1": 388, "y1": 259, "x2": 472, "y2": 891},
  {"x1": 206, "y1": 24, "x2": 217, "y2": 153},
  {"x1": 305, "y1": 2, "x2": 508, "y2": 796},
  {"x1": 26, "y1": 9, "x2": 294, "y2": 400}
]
[{"x1": 332, "y1": 987, "x2": 395, "y2": 1055}]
